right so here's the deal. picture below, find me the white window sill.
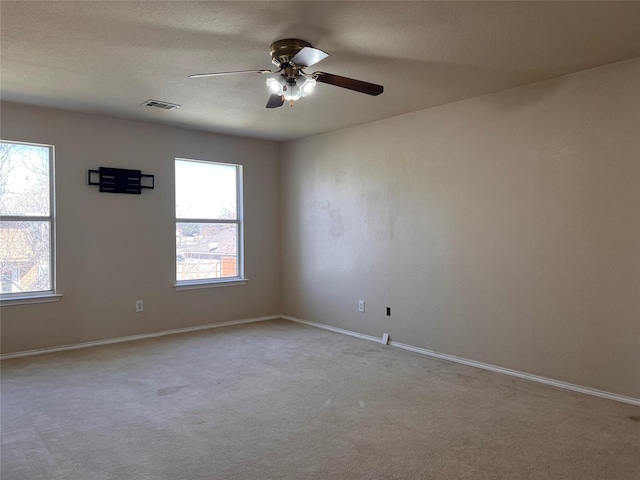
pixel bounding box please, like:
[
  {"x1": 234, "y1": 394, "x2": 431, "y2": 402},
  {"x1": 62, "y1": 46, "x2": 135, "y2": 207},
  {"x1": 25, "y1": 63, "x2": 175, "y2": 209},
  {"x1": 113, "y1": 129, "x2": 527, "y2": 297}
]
[
  {"x1": 174, "y1": 279, "x2": 248, "y2": 291},
  {"x1": 0, "y1": 293, "x2": 63, "y2": 306}
]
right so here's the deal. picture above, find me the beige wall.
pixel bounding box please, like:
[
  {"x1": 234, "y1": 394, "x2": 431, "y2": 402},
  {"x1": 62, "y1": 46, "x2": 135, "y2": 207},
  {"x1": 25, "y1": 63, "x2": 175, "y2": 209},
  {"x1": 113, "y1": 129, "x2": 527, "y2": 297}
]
[
  {"x1": 281, "y1": 58, "x2": 640, "y2": 398},
  {"x1": 0, "y1": 103, "x2": 281, "y2": 353}
]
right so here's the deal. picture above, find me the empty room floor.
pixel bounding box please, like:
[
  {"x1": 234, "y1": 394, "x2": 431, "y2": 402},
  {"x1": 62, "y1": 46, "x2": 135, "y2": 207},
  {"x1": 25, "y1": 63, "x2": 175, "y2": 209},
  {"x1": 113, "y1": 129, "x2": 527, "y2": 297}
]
[{"x1": 1, "y1": 319, "x2": 638, "y2": 479}]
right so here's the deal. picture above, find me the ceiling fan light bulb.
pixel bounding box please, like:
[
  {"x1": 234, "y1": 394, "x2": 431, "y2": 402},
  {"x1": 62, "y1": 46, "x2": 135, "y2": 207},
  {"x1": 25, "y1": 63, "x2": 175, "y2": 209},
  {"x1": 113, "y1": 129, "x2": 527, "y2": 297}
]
[
  {"x1": 266, "y1": 78, "x2": 282, "y2": 94},
  {"x1": 300, "y1": 78, "x2": 316, "y2": 96}
]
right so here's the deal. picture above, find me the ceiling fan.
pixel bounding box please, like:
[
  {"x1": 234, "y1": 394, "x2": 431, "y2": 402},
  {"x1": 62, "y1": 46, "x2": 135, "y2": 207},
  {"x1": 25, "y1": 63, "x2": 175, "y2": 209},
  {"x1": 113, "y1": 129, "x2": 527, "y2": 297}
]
[{"x1": 190, "y1": 39, "x2": 384, "y2": 108}]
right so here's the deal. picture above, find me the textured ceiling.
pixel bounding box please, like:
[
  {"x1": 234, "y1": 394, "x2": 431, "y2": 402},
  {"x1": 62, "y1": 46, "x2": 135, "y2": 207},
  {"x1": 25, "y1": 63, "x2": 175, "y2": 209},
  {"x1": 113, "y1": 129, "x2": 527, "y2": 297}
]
[{"x1": 1, "y1": 1, "x2": 639, "y2": 141}]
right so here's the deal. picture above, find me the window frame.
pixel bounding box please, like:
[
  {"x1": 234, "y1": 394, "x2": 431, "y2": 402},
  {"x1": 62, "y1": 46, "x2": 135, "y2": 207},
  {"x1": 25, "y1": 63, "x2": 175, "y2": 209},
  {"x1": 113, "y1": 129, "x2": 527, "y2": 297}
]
[
  {"x1": 174, "y1": 157, "x2": 245, "y2": 289},
  {"x1": 0, "y1": 140, "x2": 60, "y2": 304}
]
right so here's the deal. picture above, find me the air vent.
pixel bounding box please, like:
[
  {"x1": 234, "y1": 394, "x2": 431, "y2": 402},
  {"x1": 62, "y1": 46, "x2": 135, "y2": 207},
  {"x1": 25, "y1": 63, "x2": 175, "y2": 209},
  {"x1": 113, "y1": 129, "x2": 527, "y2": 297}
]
[{"x1": 142, "y1": 99, "x2": 181, "y2": 110}]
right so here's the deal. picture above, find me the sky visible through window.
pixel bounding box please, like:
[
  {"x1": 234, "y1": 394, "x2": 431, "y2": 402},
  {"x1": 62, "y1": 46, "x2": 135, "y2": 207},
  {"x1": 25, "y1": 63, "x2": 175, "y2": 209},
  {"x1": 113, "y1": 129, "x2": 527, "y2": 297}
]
[
  {"x1": 175, "y1": 159, "x2": 237, "y2": 220},
  {"x1": 0, "y1": 144, "x2": 50, "y2": 217}
]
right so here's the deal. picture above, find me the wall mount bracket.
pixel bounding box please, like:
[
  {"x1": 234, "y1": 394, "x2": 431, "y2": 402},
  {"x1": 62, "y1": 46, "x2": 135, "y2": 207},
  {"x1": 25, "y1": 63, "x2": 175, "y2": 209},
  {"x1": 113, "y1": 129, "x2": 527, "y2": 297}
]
[{"x1": 88, "y1": 167, "x2": 154, "y2": 194}]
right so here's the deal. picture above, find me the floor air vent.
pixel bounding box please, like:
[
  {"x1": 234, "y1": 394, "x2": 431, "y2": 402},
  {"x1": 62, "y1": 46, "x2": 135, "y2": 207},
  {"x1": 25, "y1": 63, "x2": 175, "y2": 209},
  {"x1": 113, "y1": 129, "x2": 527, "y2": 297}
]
[{"x1": 143, "y1": 99, "x2": 181, "y2": 110}]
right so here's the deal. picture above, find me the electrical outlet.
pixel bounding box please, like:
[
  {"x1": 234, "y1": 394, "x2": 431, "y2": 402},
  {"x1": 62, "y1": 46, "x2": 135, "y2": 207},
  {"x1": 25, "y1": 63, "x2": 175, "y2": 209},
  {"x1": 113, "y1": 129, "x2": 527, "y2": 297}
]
[
  {"x1": 381, "y1": 333, "x2": 389, "y2": 345},
  {"x1": 386, "y1": 307, "x2": 391, "y2": 316},
  {"x1": 358, "y1": 300, "x2": 365, "y2": 313},
  {"x1": 135, "y1": 300, "x2": 144, "y2": 312}
]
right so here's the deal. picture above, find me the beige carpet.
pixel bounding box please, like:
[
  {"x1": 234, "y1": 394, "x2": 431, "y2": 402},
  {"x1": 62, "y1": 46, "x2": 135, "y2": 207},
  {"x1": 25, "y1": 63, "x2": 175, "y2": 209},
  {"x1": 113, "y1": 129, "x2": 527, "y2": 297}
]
[{"x1": 1, "y1": 319, "x2": 638, "y2": 479}]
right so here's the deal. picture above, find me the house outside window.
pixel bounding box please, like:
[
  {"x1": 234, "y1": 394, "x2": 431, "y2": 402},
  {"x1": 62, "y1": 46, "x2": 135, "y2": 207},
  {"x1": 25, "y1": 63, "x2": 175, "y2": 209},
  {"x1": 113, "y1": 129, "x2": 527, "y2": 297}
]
[
  {"x1": 175, "y1": 158, "x2": 244, "y2": 287},
  {"x1": 0, "y1": 140, "x2": 56, "y2": 298}
]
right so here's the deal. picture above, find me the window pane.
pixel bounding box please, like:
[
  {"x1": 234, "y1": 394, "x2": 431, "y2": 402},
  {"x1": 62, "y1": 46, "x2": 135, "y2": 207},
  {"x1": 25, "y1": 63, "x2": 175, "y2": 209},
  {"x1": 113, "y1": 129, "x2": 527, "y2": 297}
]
[
  {"x1": 176, "y1": 222, "x2": 238, "y2": 281},
  {"x1": 0, "y1": 221, "x2": 51, "y2": 293},
  {"x1": 0, "y1": 142, "x2": 50, "y2": 217},
  {"x1": 175, "y1": 160, "x2": 237, "y2": 220}
]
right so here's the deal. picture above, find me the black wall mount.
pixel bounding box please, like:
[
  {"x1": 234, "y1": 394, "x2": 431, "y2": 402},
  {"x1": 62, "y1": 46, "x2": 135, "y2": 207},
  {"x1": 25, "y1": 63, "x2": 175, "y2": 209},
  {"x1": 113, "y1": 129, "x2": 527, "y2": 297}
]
[{"x1": 88, "y1": 167, "x2": 154, "y2": 194}]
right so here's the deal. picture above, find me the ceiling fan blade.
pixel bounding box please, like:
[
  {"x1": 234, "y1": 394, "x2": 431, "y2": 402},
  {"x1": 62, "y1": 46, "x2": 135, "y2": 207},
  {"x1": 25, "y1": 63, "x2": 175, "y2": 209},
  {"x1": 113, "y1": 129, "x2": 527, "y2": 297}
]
[
  {"x1": 266, "y1": 94, "x2": 284, "y2": 109},
  {"x1": 314, "y1": 72, "x2": 384, "y2": 96},
  {"x1": 189, "y1": 69, "x2": 272, "y2": 78},
  {"x1": 291, "y1": 47, "x2": 328, "y2": 68}
]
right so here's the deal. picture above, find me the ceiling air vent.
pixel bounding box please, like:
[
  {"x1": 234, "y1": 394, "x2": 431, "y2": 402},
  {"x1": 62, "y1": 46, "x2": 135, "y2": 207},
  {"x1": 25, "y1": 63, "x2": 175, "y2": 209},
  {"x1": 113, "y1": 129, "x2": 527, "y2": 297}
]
[{"x1": 142, "y1": 99, "x2": 181, "y2": 110}]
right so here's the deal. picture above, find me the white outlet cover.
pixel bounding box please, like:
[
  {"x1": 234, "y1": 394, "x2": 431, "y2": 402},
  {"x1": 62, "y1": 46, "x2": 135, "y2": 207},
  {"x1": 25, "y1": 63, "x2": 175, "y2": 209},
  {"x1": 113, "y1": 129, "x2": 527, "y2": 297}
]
[
  {"x1": 381, "y1": 333, "x2": 389, "y2": 345},
  {"x1": 358, "y1": 300, "x2": 365, "y2": 312}
]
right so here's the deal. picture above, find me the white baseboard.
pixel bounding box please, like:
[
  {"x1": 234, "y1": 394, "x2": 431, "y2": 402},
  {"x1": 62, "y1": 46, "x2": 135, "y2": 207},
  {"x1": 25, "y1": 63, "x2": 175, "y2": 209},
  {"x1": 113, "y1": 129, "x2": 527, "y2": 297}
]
[
  {"x1": 4, "y1": 313, "x2": 638, "y2": 407},
  {"x1": 280, "y1": 315, "x2": 382, "y2": 343},
  {"x1": 0, "y1": 315, "x2": 280, "y2": 360},
  {"x1": 282, "y1": 315, "x2": 640, "y2": 407}
]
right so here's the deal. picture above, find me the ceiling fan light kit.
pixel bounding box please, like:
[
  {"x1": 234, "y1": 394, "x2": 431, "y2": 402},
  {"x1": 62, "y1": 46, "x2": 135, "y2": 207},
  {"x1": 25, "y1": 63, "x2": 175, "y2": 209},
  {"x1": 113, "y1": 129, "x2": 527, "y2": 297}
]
[{"x1": 190, "y1": 39, "x2": 383, "y2": 109}]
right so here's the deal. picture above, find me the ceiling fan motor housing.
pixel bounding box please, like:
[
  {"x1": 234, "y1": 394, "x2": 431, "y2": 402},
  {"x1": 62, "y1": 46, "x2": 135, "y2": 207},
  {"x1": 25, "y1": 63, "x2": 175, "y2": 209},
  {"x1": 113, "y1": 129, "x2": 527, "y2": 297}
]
[
  {"x1": 270, "y1": 39, "x2": 312, "y2": 85},
  {"x1": 270, "y1": 39, "x2": 312, "y2": 67}
]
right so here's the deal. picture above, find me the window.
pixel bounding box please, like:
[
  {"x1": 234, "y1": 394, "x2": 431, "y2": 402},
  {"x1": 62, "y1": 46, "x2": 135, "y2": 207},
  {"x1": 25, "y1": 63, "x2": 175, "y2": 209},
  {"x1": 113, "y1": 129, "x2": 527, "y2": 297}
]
[
  {"x1": 175, "y1": 158, "x2": 244, "y2": 286},
  {"x1": 0, "y1": 140, "x2": 56, "y2": 298}
]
